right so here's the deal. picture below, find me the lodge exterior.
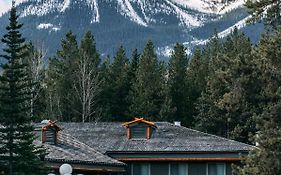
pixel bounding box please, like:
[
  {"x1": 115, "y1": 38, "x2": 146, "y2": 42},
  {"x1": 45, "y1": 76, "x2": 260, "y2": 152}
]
[{"x1": 37, "y1": 118, "x2": 255, "y2": 175}]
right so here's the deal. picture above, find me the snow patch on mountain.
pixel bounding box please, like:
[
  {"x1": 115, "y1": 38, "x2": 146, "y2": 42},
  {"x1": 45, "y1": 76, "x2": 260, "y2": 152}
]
[
  {"x1": 180, "y1": 15, "x2": 250, "y2": 48},
  {"x1": 158, "y1": 15, "x2": 250, "y2": 58},
  {"x1": 20, "y1": 0, "x2": 64, "y2": 17},
  {"x1": 60, "y1": 0, "x2": 71, "y2": 12},
  {"x1": 157, "y1": 45, "x2": 192, "y2": 58},
  {"x1": 87, "y1": 0, "x2": 100, "y2": 23},
  {"x1": 37, "y1": 23, "x2": 60, "y2": 32},
  {"x1": 165, "y1": 0, "x2": 202, "y2": 27},
  {"x1": 136, "y1": 0, "x2": 151, "y2": 23},
  {"x1": 218, "y1": 0, "x2": 246, "y2": 14},
  {"x1": 0, "y1": 0, "x2": 29, "y2": 17},
  {"x1": 218, "y1": 16, "x2": 249, "y2": 37},
  {"x1": 117, "y1": 0, "x2": 148, "y2": 27},
  {"x1": 170, "y1": 0, "x2": 245, "y2": 14}
]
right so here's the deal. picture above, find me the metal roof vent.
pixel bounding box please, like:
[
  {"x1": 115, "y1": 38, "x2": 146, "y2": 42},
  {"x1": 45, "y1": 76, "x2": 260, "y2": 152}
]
[{"x1": 174, "y1": 121, "x2": 181, "y2": 126}]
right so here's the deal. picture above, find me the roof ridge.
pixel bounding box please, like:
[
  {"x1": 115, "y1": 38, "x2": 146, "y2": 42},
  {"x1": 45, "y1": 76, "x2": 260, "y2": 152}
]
[{"x1": 58, "y1": 132, "x2": 125, "y2": 165}]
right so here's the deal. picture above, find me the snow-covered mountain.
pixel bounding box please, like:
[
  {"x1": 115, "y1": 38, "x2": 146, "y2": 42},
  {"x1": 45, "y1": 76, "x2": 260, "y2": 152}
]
[{"x1": 0, "y1": 0, "x2": 264, "y2": 59}]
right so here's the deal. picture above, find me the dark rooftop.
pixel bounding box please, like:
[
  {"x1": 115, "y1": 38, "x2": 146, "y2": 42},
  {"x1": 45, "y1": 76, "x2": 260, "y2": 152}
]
[
  {"x1": 58, "y1": 122, "x2": 255, "y2": 153},
  {"x1": 34, "y1": 124, "x2": 125, "y2": 166}
]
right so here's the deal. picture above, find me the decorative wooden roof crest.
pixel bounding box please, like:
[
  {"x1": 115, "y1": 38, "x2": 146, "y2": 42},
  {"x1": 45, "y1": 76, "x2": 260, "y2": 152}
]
[
  {"x1": 122, "y1": 117, "x2": 156, "y2": 128},
  {"x1": 42, "y1": 120, "x2": 62, "y2": 131}
]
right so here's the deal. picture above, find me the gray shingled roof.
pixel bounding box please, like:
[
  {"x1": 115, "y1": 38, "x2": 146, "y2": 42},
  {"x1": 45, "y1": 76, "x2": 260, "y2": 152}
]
[
  {"x1": 58, "y1": 122, "x2": 255, "y2": 153},
  {"x1": 34, "y1": 124, "x2": 125, "y2": 166}
]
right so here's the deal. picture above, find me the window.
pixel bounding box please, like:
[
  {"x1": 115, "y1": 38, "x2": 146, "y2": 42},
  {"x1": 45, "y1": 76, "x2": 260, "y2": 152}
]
[
  {"x1": 131, "y1": 124, "x2": 147, "y2": 138},
  {"x1": 151, "y1": 163, "x2": 169, "y2": 175},
  {"x1": 207, "y1": 163, "x2": 225, "y2": 175},
  {"x1": 170, "y1": 163, "x2": 188, "y2": 175},
  {"x1": 188, "y1": 163, "x2": 205, "y2": 175},
  {"x1": 45, "y1": 128, "x2": 56, "y2": 144},
  {"x1": 132, "y1": 163, "x2": 150, "y2": 175}
]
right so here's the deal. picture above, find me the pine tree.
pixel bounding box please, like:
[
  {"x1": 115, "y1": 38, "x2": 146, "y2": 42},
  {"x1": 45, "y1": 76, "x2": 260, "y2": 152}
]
[
  {"x1": 246, "y1": 0, "x2": 281, "y2": 27},
  {"x1": 106, "y1": 46, "x2": 130, "y2": 121},
  {"x1": 194, "y1": 29, "x2": 260, "y2": 142},
  {"x1": 80, "y1": 31, "x2": 100, "y2": 68},
  {"x1": 0, "y1": 3, "x2": 46, "y2": 174},
  {"x1": 99, "y1": 55, "x2": 112, "y2": 120},
  {"x1": 166, "y1": 43, "x2": 189, "y2": 124},
  {"x1": 128, "y1": 49, "x2": 140, "y2": 87},
  {"x1": 234, "y1": 102, "x2": 281, "y2": 175},
  {"x1": 186, "y1": 47, "x2": 209, "y2": 125},
  {"x1": 234, "y1": 26, "x2": 281, "y2": 175},
  {"x1": 46, "y1": 31, "x2": 79, "y2": 121},
  {"x1": 130, "y1": 40, "x2": 165, "y2": 120}
]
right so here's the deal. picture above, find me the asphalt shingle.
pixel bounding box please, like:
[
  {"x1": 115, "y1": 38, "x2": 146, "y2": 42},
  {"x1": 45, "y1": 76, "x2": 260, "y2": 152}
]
[
  {"x1": 58, "y1": 122, "x2": 255, "y2": 153},
  {"x1": 34, "y1": 124, "x2": 125, "y2": 166}
]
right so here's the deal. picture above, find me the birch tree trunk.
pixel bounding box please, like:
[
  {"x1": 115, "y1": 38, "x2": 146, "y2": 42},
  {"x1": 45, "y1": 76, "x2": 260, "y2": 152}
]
[
  {"x1": 26, "y1": 44, "x2": 47, "y2": 119},
  {"x1": 73, "y1": 51, "x2": 102, "y2": 122}
]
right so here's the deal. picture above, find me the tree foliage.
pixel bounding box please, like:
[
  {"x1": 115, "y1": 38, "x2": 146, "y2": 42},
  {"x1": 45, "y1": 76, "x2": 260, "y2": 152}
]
[
  {"x1": 129, "y1": 40, "x2": 166, "y2": 120},
  {"x1": 234, "y1": 25, "x2": 281, "y2": 175},
  {"x1": 165, "y1": 43, "x2": 189, "y2": 124},
  {"x1": 46, "y1": 31, "x2": 102, "y2": 122},
  {"x1": 0, "y1": 4, "x2": 46, "y2": 174},
  {"x1": 246, "y1": 0, "x2": 281, "y2": 27}
]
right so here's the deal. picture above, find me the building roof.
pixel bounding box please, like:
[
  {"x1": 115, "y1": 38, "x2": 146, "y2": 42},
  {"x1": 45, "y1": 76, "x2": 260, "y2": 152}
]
[
  {"x1": 34, "y1": 124, "x2": 125, "y2": 166},
  {"x1": 58, "y1": 122, "x2": 255, "y2": 153}
]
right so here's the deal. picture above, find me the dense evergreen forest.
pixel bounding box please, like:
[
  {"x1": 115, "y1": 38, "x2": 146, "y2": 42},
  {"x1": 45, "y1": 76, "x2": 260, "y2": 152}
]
[
  {"x1": 32, "y1": 27, "x2": 278, "y2": 144},
  {"x1": 0, "y1": 0, "x2": 280, "y2": 174}
]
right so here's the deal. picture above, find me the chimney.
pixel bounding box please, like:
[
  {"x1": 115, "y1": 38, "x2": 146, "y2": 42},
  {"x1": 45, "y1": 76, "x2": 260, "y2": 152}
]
[
  {"x1": 41, "y1": 120, "x2": 61, "y2": 145},
  {"x1": 174, "y1": 121, "x2": 181, "y2": 126}
]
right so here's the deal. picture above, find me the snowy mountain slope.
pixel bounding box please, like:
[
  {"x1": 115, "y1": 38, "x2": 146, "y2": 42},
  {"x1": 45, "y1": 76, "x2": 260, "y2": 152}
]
[
  {"x1": 0, "y1": 0, "x2": 263, "y2": 59},
  {"x1": 170, "y1": 0, "x2": 245, "y2": 14},
  {"x1": 1, "y1": 0, "x2": 245, "y2": 27}
]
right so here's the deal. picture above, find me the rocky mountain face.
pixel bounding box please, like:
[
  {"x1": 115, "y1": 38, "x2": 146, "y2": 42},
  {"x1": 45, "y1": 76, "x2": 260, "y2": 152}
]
[{"x1": 0, "y1": 0, "x2": 264, "y2": 59}]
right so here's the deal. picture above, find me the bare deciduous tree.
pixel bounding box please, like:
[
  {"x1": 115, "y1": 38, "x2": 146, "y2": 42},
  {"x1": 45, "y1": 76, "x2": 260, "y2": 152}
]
[
  {"x1": 26, "y1": 44, "x2": 47, "y2": 119},
  {"x1": 73, "y1": 51, "x2": 102, "y2": 122}
]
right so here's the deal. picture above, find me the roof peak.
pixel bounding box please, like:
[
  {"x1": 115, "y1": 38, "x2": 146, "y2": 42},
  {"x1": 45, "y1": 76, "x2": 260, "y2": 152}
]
[{"x1": 122, "y1": 117, "x2": 156, "y2": 127}]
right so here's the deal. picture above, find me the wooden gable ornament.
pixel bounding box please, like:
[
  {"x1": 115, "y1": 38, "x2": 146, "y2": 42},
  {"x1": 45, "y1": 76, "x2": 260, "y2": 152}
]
[
  {"x1": 42, "y1": 120, "x2": 62, "y2": 145},
  {"x1": 122, "y1": 118, "x2": 156, "y2": 139}
]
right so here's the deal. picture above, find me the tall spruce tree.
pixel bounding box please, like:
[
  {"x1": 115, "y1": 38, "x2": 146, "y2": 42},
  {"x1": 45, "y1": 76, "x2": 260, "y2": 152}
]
[
  {"x1": 46, "y1": 31, "x2": 79, "y2": 121},
  {"x1": 129, "y1": 40, "x2": 165, "y2": 120},
  {"x1": 0, "y1": 2, "x2": 46, "y2": 174},
  {"x1": 99, "y1": 55, "x2": 112, "y2": 120},
  {"x1": 195, "y1": 29, "x2": 259, "y2": 142},
  {"x1": 186, "y1": 47, "x2": 209, "y2": 125},
  {"x1": 80, "y1": 31, "x2": 100, "y2": 68},
  {"x1": 127, "y1": 49, "x2": 140, "y2": 87},
  {"x1": 234, "y1": 101, "x2": 281, "y2": 175},
  {"x1": 235, "y1": 26, "x2": 281, "y2": 175},
  {"x1": 166, "y1": 43, "x2": 189, "y2": 124},
  {"x1": 106, "y1": 46, "x2": 130, "y2": 121}
]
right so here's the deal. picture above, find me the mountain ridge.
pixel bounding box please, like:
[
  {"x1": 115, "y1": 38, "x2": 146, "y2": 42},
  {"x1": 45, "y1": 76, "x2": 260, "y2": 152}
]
[{"x1": 0, "y1": 0, "x2": 264, "y2": 59}]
